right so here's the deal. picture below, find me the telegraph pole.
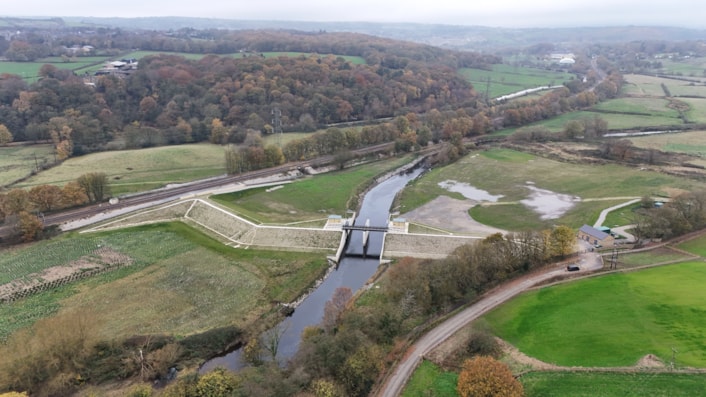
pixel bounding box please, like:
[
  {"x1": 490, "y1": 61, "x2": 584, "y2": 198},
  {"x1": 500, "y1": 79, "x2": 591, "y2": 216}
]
[{"x1": 272, "y1": 106, "x2": 282, "y2": 147}]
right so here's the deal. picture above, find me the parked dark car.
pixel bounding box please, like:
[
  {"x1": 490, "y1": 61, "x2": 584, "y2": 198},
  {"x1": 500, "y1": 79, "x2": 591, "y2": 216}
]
[{"x1": 566, "y1": 264, "x2": 580, "y2": 272}]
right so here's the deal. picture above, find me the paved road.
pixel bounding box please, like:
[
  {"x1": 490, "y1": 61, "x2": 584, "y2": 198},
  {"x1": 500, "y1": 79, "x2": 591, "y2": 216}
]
[{"x1": 377, "y1": 264, "x2": 571, "y2": 397}]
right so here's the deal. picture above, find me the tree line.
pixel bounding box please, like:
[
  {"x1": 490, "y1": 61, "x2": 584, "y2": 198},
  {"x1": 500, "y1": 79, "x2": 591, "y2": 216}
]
[{"x1": 0, "y1": 172, "x2": 108, "y2": 242}]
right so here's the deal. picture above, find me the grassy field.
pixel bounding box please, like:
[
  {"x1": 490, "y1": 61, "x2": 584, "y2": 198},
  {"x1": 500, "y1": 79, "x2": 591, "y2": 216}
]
[
  {"x1": 617, "y1": 248, "x2": 694, "y2": 267},
  {"x1": 628, "y1": 130, "x2": 706, "y2": 157},
  {"x1": 676, "y1": 233, "x2": 706, "y2": 256},
  {"x1": 591, "y1": 97, "x2": 681, "y2": 118},
  {"x1": 656, "y1": 57, "x2": 706, "y2": 78},
  {"x1": 402, "y1": 360, "x2": 458, "y2": 397},
  {"x1": 0, "y1": 144, "x2": 55, "y2": 187},
  {"x1": 484, "y1": 261, "x2": 706, "y2": 367},
  {"x1": 521, "y1": 371, "x2": 706, "y2": 397},
  {"x1": 459, "y1": 64, "x2": 573, "y2": 99},
  {"x1": 0, "y1": 222, "x2": 328, "y2": 340},
  {"x1": 398, "y1": 148, "x2": 703, "y2": 230},
  {"x1": 211, "y1": 155, "x2": 412, "y2": 223},
  {"x1": 623, "y1": 74, "x2": 706, "y2": 98},
  {"x1": 682, "y1": 98, "x2": 706, "y2": 123},
  {"x1": 403, "y1": 361, "x2": 706, "y2": 397},
  {"x1": 16, "y1": 143, "x2": 227, "y2": 195},
  {"x1": 0, "y1": 57, "x2": 108, "y2": 81}
]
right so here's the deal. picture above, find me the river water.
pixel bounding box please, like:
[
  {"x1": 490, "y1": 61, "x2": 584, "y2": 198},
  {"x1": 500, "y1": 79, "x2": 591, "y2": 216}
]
[{"x1": 200, "y1": 166, "x2": 424, "y2": 372}]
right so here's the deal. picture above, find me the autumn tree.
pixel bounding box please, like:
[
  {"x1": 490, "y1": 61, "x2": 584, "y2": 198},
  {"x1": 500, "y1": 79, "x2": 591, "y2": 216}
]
[
  {"x1": 61, "y1": 181, "x2": 89, "y2": 208},
  {"x1": 457, "y1": 356, "x2": 524, "y2": 397},
  {"x1": 16, "y1": 211, "x2": 43, "y2": 242},
  {"x1": 0, "y1": 124, "x2": 13, "y2": 145},
  {"x1": 322, "y1": 287, "x2": 353, "y2": 333},
  {"x1": 224, "y1": 145, "x2": 245, "y2": 174},
  {"x1": 209, "y1": 118, "x2": 229, "y2": 144},
  {"x1": 77, "y1": 172, "x2": 111, "y2": 203},
  {"x1": 29, "y1": 185, "x2": 63, "y2": 212},
  {"x1": 3, "y1": 188, "x2": 32, "y2": 215},
  {"x1": 550, "y1": 225, "x2": 576, "y2": 258}
]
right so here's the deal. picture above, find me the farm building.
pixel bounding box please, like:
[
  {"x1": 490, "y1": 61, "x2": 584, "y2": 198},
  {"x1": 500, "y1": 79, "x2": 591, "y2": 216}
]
[{"x1": 578, "y1": 224, "x2": 615, "y2": 247}]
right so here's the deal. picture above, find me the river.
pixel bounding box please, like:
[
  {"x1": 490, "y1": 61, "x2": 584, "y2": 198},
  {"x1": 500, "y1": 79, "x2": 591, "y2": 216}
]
[{"x1": 200, "y1": 166, "x2": 424, "y2": 372}]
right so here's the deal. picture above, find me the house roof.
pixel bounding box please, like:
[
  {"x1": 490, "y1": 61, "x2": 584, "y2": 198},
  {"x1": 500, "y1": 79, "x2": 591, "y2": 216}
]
[{"x1": 579, "y1": 224, "x2": 610, "y2": 240}]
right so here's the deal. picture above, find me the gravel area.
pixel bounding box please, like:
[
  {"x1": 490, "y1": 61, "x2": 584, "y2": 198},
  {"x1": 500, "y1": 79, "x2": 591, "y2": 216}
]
[{"x1": 401, "y1": 195, "x2": 506, "y2": 236}]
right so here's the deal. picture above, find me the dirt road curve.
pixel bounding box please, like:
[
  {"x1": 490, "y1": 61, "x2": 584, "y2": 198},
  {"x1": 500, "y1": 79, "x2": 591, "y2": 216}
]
[{"x1": 377, "y1": 265, "x2": 569, "y2": 397}]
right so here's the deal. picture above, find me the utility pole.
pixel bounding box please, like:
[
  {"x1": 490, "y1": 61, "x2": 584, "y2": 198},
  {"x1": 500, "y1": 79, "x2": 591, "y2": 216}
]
[
  {"x1": 610, "y1": 248, "x2": 618, "y2": 270},
  {"x1": 272, "y1": 106, "x2": 282, "y2": 147}
]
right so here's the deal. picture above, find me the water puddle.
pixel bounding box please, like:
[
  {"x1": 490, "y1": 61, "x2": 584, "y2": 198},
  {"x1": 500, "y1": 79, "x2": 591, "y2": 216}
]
[
  {"x1": 438, "y1": 180, "x2": 503, "y2": 202},
  {"x1": 520, "y1": 184, "x2": 580, "y2": 220}
]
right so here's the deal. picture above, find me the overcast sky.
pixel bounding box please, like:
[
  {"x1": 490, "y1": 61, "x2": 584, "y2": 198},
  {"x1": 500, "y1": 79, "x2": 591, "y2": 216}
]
[{"x1": 2, "y1": 0, "x2": 703, "y2": 28}]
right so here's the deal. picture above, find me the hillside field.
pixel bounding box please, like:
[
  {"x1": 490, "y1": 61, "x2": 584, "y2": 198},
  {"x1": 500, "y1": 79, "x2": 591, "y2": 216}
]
[
  {"x1": 0, "y1": 144, "x2": 55, "y2": 187},
  {"x1": 483, "y1": 261, "x2": 706, "y2": 367},
  {"x1": 459, "y1": 64, "x2": 573, "y2": 99},
  {"x1": 16, "y1": 143, "x2": 228, "y2": 195},
  {"x1": 0, "y1": 222, "x2": 328, "y2": 341}
]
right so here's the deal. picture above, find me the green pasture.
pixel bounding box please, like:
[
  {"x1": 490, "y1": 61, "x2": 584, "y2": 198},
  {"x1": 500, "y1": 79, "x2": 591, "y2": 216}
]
[
  {"x1": 0, "y1": 222, "x2": 327, "y2": 340},
  {"x1": 521, "y1": 372, "x2": 706, "y2": 397},
  {"x1": 623, "y1": 74, "x2": 706, "y2": 98},
  {"x1": 398, "y1": 148, "x2": 703, "y2": 230},
  {"x1": 676, "y1": 233, "x2": 706, "y2": 256},
  {"x1": 591, "y1": 97, "x2": 680, "y2": 118},
  {"x1": 484, "y1": 261, "x2": 706, "y2": 367},
  {"x1": 505, "y1": 109, "x2": 683, "y2": 135},
  {"x1": 402, "y1": 362, "x2": 706, "y2": 397},
  {"x1": 402, "y1": 360, "x2": 458, "y2": 397},
  {"x1": 600, "y1": 202, "x2": 642, "y2": 227},
  {"x1": 0, "y1": 144, "x2": 55, "y2": 187},
  {"x1": 262, "y1": 131, "x2": 314, "y2": 147},
  {"x1": 682, "y1": 98, "x2": 706, "y2": 123},
  {"x1": 629, "y1": 130, "x2": 706, "y2": 157},
  {"x1": 459, "y1": 64, "x2": 573, "y2": 99},
  {"x1": 211, "y1": 155, "x2": 412, "y2": 223},
  {"x1": 618, "y1": 248, "x2": 695, "y2": 267},
  {"x1": 657, "y1": 57, "x2": 706, "y2": 78},
  {"x1": 17, "y1": 143, "x2": 227, "y2": 195},
  {"x1": 0, "y1": 57, "x2": 108, "y2": 81}
]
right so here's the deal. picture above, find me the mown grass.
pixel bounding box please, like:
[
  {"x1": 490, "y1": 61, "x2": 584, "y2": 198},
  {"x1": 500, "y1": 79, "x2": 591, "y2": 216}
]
[
  {"x1": 0, "y1": 57, "x2": 109, "y2": 81},
  {"x1": 628, "y1": 130, "x2": 706, "y2": 157},
  {"x1": 521, "y1": 371, "x2": 706, "y2": 397},
  {"x1": 591, "y1": 97, "x2": 681, "y2": 118},
  {"x1": 0, "y1": 144, "x2": 55, "y2": 187},
  {"x1": 676, "y1": 233, "x2": 706, "y2": 256},
  {"x1": 459, "y1": 64, "x2": 573, "y2": 98},
  {"x1": 17, "y1": 143, "x2": 227, "y2": 195},
  {"x1": 403, "y1": 363, "x2": 706, "y2": 397},
  {"x1": 682, "y1": 98, "x2": 706, "y2": 123},
  {"x1": 401, "y1": 360, "x2": 458, "y2": 397},
  {"x1": 601, "y1": 202, "x2": 642, "y2": 227},
  {"x1": 211, "y1": 156, "x2": 412, "y2": 223},
  {"x1": 484, "y1": 261, "x2": 706, "y2": 367},
  {"x1": 623, "y1": 74, "x2": 706, "y2": 98},
  {"x1": 398, "y1": 148, "x2": 704, "y2": 231},
  {"x1": 657, "y1": 57, "x2": 706, "y2": 77},
  {"x1": 0, "y1": 222, "x2": 328, "y2": 341},
  {"x1": 618, "y1": 248, "x2": 694, "y2": 267}
]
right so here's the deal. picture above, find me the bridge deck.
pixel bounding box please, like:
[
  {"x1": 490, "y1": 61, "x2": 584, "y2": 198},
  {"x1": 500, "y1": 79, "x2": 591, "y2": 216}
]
[{"x1": 342, "y1": 225, "x2": 388, "y2": 232}]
